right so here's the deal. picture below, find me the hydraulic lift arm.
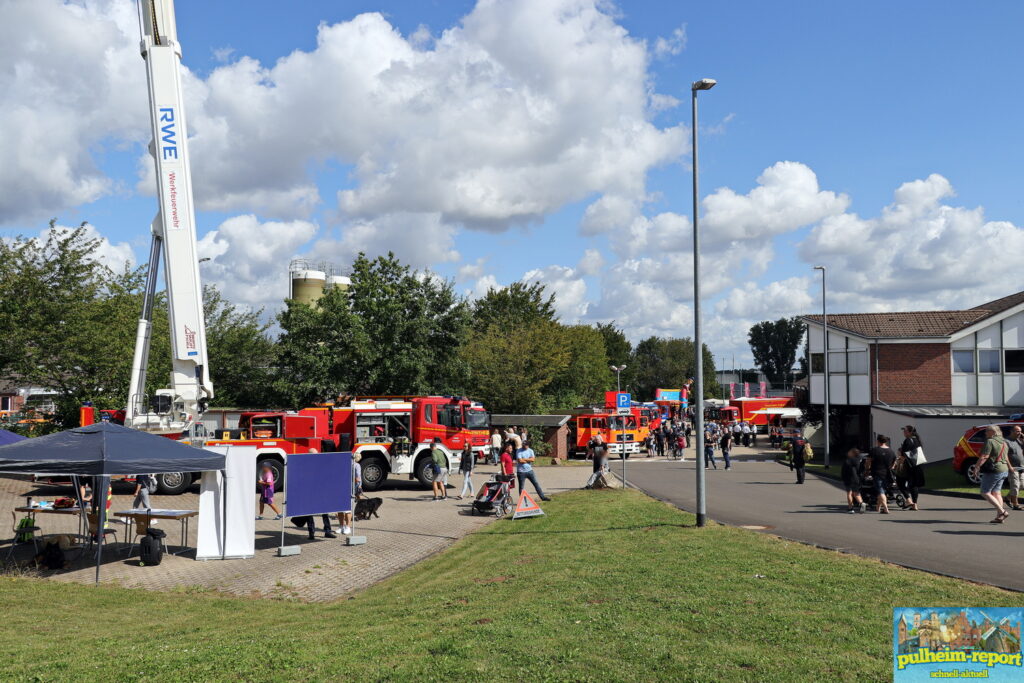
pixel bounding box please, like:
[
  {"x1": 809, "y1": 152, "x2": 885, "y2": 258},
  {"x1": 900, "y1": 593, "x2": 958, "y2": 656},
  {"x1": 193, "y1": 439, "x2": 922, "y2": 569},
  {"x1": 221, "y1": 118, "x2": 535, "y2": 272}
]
[{"x1": 126, "y1": 0, "x2": 213, "y2": 434}]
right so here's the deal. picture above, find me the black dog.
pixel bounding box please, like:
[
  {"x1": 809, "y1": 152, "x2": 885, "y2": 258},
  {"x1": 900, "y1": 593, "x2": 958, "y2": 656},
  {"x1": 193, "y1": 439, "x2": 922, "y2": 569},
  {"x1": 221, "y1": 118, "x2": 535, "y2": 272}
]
[{"x1": 354, "y1": 497, "x2": 383, "y2": 521}]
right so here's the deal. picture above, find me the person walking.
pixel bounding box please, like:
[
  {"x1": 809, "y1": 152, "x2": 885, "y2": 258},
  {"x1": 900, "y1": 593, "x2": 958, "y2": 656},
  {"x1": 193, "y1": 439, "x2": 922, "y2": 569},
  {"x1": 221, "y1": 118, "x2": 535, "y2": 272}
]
[
  {"x1": 256, "y1": 464, "x2": 283, "y2": 520},
  {"x1": 790, "y1": 439, "x2": 807, "y2": 484},
  {"x1": 499, "y1": 442, "x2": 516, "y2": 491},
  {"x1": 897, "y1": 425, "x2": 925, "y2": 511},
  {"x1": 704, "y1": 427, "x2": 718, "y2": 469},
  {"x1": 430, "y1": 438, "x2": 449, "y2": 501},
  {"x1": 457, "y1": 442, "x2": 475, "y2": 500},
  {"x1": 1006, "y1": 425, "x2": 1024, "y2": 510},
  {"x1": 841, "y1": 447, "x2": 865, "y2": 513},
  {"x1": 741, "y1": 422, "x2": 752, "y2": 448},
  {"x1": 867, "y1": 435, "x2": 896, "y2": 513},
  {"x1": 515, "y1": 442, "x2": 551, "y2": 501},
  {"x1": 132, "y1": 473, "x2": 155, "y2": 511},
  {"x1": 719, "y1": 429, "x2": 733, "y2": 470},
  {"x1": 490, "y1": 428, "x2": 502, "y2": 465},
  {"x1": 971, "y1": 426, "x2": 1009, "y2": 523},
  {"x1": 584, "y1": 433, "x2": 609, "y2": 489},
  {"x1": 654, "y1": 426, "x2": 665, "y2": 458}
]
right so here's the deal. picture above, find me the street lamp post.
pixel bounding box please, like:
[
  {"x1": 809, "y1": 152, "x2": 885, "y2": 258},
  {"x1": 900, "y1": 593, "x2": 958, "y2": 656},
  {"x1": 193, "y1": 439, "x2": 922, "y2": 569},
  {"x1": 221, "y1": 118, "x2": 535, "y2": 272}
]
[
  {"x1": 814, "y1": 265, "x2": 830, "y2": 469},
  {"x1": 691, "y1": 77, "x2": 715, "y2": 527},
  {"x1": 611, "y1": 364, "x2": 628, "y2": 484}
]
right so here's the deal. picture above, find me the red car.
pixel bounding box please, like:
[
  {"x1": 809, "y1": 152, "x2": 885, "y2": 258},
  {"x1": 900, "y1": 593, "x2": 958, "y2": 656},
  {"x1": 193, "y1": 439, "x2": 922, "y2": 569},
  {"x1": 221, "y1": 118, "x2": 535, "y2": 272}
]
[{"x1": 953, "y1": 422, "x2": 1023, "y2": 484}]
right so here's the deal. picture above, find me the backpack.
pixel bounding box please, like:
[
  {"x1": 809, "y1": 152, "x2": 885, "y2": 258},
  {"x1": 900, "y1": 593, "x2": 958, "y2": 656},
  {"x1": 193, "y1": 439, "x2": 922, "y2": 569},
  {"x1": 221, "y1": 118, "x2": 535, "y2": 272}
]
[
  {"x1": 15, "y1": 517, "x2": 35, "y2": 543},
  {"x1": 38, "y1": 542, "x2": 65, "y2": 570},
  {"x1": 145, "y1": 475, "x2": 158, "y2": 494},
  {"x1": 139, "y1": 528, "x2": 166, "y2": 566}
]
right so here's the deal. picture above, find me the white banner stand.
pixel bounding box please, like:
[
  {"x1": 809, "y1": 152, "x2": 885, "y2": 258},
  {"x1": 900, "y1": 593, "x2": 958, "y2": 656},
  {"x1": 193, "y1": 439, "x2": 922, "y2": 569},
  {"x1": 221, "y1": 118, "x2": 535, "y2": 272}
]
[{"x1": 197, "y1": 445, "x2": 257, "y2": 560}]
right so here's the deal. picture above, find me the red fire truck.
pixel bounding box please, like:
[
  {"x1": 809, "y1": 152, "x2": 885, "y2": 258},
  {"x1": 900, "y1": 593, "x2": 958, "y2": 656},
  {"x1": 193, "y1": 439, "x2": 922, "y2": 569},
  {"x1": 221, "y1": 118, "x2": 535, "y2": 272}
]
[
  {"x1": 566, "y1": 407, "x2": 640, "y2": 458},
  {"x1": 203, "y1": 395, "x2": 489, "y2": 493},
  {"x1": 729, "y1": 397, "x2": 795, "y2": 427}
]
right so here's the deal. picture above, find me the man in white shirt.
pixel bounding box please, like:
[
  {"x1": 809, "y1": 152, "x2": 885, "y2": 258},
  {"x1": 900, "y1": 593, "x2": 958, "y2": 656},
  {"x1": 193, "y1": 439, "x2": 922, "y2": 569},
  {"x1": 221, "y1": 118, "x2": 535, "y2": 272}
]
[{"x1": 490, "y1": 429, "x2": 503, "y2": 465}]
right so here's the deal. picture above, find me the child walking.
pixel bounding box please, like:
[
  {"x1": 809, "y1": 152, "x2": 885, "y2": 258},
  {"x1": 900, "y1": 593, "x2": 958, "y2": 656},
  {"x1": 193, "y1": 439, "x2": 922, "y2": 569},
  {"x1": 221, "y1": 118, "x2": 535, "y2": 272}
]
[{"x1": 257, "y1": 464, "x2": 282, "y2": 520}]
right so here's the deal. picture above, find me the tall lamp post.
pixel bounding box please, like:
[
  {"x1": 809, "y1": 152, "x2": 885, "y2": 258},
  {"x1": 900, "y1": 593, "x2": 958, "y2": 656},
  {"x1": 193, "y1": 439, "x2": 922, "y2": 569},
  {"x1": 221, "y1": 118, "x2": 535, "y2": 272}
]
[
  {"x1": 813, "y1": 265, "x2": 830, "y2": 469},
  {"x1": 611, "y1": 364, "x2": 628, "y2": 483},
  {"x1": 691, "y1": 77, "x2": 716, "y2": 527}
]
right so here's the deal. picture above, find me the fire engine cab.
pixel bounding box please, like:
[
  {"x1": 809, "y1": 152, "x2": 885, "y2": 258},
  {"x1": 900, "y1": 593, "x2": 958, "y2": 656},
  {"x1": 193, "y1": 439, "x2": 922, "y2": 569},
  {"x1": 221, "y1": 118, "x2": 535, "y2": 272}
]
[{"x1": 206, "y1": 396, "x2": 489, "y2": 492}]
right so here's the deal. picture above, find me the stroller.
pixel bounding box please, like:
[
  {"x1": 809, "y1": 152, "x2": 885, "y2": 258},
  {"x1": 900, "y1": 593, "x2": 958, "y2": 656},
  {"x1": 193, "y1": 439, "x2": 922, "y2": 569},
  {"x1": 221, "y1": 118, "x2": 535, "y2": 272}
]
[
  {"x1": 472, "y1": 475, "x2": 515, "y2": 518},
  {"x1": 860, "y1": 472, "x2": 908, "y2": 510}
]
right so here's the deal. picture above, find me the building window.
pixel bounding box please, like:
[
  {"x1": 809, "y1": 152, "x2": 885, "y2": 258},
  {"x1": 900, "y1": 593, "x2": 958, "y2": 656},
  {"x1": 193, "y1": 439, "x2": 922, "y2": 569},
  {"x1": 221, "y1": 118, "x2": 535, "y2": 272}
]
[
  {"x1": 811, "y1": 353, "x2": 824, "y2": 373},
  {"x1": 952, "y1": 350, "x2": 975, "y2": 373},
  {"x1": 847, "y1": 350, "x2": 869, "y2": 374},
  {"x1": 0, "y1": 396, "x2": 10, "y2": 412},
  {"x1": 1005, "y1": 350, "x2": 1024, "y2": 373},
  {"x1": 978, "y1": 349, "x2": 1000, "y2": 373}
]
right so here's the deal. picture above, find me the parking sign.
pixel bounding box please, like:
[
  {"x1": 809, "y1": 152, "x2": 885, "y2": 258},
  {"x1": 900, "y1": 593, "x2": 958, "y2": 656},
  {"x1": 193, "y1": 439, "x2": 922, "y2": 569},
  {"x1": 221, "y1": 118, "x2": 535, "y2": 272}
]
[{"x1": 616, "y1": 392, "x2": 631, "y2": 409}]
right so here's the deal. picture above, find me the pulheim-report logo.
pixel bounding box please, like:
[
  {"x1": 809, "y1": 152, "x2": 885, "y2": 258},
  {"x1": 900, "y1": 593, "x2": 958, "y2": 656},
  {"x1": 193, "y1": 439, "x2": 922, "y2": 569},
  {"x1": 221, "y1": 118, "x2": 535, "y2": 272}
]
[{"x1": 894, "y1": 608, "x2": 1022, "y2": 681}]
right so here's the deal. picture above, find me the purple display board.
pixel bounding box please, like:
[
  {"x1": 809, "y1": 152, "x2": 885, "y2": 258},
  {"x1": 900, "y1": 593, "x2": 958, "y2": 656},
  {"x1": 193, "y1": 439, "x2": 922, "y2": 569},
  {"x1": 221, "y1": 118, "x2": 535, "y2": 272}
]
[{"x1": 285, "y1": 452, "x2": 353, "y2": 517}]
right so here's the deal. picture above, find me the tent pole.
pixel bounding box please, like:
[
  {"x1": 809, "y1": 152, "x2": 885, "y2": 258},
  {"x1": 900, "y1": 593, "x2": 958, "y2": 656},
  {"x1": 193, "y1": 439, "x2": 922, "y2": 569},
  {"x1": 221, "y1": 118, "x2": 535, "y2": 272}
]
[
  {"x1": 95, "y1": 475, "x2": 109, "y2": 585},
  {"x1": 220, "y1": 468, "x2": 227, "y2": 561}
]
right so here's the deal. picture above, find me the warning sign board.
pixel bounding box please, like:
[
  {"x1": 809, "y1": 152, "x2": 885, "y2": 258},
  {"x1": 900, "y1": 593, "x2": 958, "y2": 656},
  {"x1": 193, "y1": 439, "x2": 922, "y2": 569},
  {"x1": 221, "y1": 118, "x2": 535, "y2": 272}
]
[{"x1": 512, "y1": 490, "x2": 545, "y2": 519}]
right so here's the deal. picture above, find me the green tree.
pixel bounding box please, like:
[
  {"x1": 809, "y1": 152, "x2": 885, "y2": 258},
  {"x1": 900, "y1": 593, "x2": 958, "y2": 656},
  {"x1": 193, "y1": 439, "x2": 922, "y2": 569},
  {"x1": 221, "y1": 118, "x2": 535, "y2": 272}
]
[
  {"x1": 276, "y1": 253, "x2": 470, "y2": 405},
  {"x1": 471, "y1": 281, "x2": 556, "y2": 329},
  {"x1": 543, "y1": 325, "x2": 610, "y2": 410},
  {"x1": 461, "y1": 320, "x2": 569, "y2": 414},
  {"x1": 748, "y1": 317, "x2": 806, "y2": 388},
  {"x1": 0, "y1": 223, "x2": 172, "y2": 426},
  {"x1": 204, "y1": 285, "x2": 278, "y2": 408},
  {"x1": 595, "y1": 322, "x2": 631, "y2": 387},
  {"x1": 628, "y1": 336, "x2": 718, "y2": 401}
]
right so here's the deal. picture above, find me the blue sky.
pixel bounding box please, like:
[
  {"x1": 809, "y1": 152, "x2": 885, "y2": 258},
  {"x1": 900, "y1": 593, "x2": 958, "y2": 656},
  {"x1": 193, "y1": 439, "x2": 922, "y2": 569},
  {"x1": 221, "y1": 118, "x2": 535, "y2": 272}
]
[{"x1": 3, "y1": 0, "x2": 1023, "y2": 365}]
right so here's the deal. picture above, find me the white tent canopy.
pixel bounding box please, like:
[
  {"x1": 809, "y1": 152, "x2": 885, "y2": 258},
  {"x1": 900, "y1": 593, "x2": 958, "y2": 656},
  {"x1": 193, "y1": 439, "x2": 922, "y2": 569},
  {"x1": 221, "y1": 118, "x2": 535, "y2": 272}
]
[{"x1": 750, "y1": 408, "x2": 802, "y2": 418}]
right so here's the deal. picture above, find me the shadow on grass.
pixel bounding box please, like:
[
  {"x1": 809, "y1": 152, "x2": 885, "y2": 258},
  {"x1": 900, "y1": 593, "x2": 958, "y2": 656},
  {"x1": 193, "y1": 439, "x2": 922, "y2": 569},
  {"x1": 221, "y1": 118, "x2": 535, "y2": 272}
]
[
  {"x1": 487, "y1": 522, "x2": 695, "y2": 535},
  {"x1": 933, "y1": 530, "x2": 1024, "y2": 537}
]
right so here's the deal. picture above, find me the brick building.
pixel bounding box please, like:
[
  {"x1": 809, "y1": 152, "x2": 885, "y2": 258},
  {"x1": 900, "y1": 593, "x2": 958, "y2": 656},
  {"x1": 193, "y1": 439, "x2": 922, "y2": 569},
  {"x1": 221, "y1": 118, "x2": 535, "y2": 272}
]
[{"x1": 802, "y1": 290, "x2": 1024, "y2": 455}]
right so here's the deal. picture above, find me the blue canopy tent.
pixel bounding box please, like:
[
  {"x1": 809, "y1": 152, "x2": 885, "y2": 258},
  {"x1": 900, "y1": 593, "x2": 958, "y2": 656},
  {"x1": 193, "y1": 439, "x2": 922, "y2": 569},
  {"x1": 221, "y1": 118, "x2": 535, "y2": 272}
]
[
  {"x1": 0, "y1": 422, "x2": 226, "y2": 582},
  {"x1": 0, "y1": 429, "x2": 26, "y2": 447}
]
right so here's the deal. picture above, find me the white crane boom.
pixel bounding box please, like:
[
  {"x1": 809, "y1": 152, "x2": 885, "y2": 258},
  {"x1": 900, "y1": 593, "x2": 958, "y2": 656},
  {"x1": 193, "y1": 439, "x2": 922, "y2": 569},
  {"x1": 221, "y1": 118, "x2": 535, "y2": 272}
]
[{"x1": 126, "y1": 0, "x2": 212, "y2": 435}]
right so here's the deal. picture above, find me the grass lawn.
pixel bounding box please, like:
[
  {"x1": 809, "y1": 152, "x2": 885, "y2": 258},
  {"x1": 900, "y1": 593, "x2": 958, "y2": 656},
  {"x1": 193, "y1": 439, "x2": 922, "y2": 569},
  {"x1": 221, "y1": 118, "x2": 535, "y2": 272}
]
[{"x1": 1, "y1": 489, "x2": 1018, "y2": 681}]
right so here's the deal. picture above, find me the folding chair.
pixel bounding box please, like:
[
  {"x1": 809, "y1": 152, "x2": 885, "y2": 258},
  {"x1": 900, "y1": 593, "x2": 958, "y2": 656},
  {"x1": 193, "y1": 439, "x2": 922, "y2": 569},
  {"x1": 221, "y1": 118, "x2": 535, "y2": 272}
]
[
  {"x1": 6, "y1": 511, "x2": 42, "y2": 561},
  {"x1": 85, "y1": 512, "x2": 119, "y2": 551}
]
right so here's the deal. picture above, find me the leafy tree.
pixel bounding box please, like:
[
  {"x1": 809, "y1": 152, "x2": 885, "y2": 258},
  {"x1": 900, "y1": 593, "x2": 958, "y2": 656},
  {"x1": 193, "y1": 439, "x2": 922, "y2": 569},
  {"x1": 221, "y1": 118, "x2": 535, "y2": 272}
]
[
  {"x1": 543, "y1": 325, "x2": 610, "y2": 410},
  {"x1": 276, "y1": 253, "x2": 470, "y2": 405},
  {"x1": 472, "y1": 281, "x2": 556, "y2": 329},
  {"x1": 595, "y1": 321, "x2": 631, "y2": 386},
  {"x1": 0, "y1": 223, "x2": 171, "y2": 426},
  {"x1": 204, "y1": 286, "x2": 278, "y2": 407},
  {"x1": 748, "y1": 317, "x2": 806, "y2": 388},
  {"x1": 461, "y1": 320, "x2": 569, "y2": 414}
]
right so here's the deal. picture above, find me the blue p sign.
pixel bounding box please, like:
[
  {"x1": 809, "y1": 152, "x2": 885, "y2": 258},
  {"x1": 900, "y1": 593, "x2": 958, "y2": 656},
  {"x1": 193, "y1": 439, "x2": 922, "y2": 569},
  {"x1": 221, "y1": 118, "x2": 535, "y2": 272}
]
[{"x1": 616, "y1": 392, "x2": 631, "y2": 408}]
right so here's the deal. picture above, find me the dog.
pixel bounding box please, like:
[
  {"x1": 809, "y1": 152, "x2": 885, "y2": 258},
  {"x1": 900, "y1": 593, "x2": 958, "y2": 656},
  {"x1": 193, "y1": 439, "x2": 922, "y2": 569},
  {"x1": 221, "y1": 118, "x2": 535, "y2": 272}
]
[{"x1": 354, "y1": 497, "x2": 383, "y2": 521}]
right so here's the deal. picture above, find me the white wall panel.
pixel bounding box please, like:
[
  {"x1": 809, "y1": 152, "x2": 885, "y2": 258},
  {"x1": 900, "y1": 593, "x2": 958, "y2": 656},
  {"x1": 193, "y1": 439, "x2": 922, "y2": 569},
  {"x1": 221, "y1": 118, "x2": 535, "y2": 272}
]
[
  {"x1": 829, "y1": 375, "x2": 847, "y2": 405},
  {"x1": 977, "y1": 324, "x2": 1000, "y2": 349},
  {"x1": 810, "y1": 375, "x2": 824, "y2": 404},
  {"x1": 951, "y1": 335, "x2": 975, "y2": 350},
  {"x1": 849, "y1": 376, "x2": 871, "y2": 405},
  {"x1": 977, "y1": 374, "x2": 1002, "y2": 406},
  {"x1": 809, "y1": 326, "x2": 824, "y2": 353},
  {"x1": 1003, "y1": 312, "x2": 1024, "y2": 348},
  {"x1": 952, "y1": 375, "x2": 975, "y2": 406},
  {"x1": 1005, "y1": 375, "x2": 1024, "y2": 407}
]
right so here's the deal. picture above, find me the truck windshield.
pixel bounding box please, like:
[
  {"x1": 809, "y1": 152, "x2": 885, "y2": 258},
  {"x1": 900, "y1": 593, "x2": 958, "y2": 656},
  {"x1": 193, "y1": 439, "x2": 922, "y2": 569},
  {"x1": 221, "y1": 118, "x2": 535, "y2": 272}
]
[{"x1": 466, "y1": 409, "x2": 489, "y2": 430}]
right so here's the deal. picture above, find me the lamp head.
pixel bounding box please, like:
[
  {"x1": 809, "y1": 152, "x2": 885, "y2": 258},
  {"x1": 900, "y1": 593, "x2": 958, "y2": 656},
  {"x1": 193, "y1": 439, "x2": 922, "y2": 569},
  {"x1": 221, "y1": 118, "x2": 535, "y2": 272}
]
[
  {"x1": 692, "y1": 78, "x2": 717, "y2": 91},
  {"x1": 813, "y1": 265, "x2": 826, "y2": 271}
]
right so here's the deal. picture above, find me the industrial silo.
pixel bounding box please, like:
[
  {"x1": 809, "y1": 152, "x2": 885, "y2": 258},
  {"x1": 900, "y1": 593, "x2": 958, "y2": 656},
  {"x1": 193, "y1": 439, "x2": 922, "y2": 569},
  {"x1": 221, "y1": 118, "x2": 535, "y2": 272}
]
[
  {"x1": 289, "y1": 263, "x2": 327, "y2": 306},
  {"x1": 327, "y1": 274, "x2": 351, "y2": 292}
]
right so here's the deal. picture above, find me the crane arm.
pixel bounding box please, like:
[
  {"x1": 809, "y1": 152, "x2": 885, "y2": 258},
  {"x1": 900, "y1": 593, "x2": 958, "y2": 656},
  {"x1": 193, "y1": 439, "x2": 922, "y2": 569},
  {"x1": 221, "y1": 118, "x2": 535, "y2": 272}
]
[{"x1": 126, "y1": 0, "x2": 212, "y2": 433}]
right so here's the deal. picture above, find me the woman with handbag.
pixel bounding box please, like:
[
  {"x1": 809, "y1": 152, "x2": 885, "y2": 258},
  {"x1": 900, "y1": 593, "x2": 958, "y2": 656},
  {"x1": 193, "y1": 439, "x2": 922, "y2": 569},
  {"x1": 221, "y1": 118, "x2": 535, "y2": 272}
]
[
  {"x1": 898, "y1": 425, "x2": 926, "y2": 510},
  {"x1": 971, "y1": 426, "x2": 1009, "y2": 523}
]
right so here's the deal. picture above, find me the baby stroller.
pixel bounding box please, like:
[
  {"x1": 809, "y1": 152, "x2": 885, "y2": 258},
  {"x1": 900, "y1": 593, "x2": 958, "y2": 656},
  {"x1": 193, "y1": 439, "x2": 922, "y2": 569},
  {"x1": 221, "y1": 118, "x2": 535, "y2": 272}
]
[
  {"x1": 472, "y1": 475, "x2": 514, "y2": 518},
  {"x1": 860, "y1": 472, "x2": 908, "y2": 510}
]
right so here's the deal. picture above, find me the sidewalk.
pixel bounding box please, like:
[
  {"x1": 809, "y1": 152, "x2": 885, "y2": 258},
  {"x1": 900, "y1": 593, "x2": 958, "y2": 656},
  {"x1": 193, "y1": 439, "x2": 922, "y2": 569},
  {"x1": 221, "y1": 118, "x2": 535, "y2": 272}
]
[{"x1": 1, "y1": 463, "x2": 589, "y2": 601}]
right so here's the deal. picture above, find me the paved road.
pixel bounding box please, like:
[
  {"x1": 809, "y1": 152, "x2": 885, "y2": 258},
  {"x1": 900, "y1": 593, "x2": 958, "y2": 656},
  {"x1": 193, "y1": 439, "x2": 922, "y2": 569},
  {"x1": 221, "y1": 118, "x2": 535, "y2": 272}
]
[{"x1": 622, "y1": 450, "x2": 1024, "y2": 591}]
